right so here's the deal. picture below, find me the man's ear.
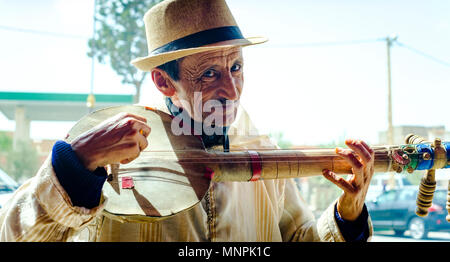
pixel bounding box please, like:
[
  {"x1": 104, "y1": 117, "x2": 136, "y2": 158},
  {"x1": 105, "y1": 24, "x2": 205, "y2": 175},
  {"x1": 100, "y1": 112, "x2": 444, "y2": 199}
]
[{"x1": 151, "y1": 68, "x2": 176, "y2": 97}]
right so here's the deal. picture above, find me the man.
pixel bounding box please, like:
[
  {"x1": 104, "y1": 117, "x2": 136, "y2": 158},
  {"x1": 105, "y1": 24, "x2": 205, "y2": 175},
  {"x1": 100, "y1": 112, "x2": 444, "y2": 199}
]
[{"x1": 0, "y1": 0, "x2": 374, "y2": 241}]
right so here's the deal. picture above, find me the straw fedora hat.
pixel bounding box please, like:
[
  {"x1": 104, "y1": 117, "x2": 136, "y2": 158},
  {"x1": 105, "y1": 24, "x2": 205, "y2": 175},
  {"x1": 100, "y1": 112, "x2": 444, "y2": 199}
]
[{"x1": 131, "y1": 0, "x2": 268, "y2": 71}]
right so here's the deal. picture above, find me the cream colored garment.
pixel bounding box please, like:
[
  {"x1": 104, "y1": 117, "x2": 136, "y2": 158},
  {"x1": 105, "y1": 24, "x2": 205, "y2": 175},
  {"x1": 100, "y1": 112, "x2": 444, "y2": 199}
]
[{"x1": 0, "y1": 103, "x2": 372, "y2": 242}]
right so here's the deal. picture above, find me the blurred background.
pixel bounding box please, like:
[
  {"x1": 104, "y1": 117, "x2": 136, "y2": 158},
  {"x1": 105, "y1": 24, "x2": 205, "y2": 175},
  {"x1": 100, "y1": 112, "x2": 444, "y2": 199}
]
[{"x1": 0, "y1": 0, "x2": 449, "y2": 241}]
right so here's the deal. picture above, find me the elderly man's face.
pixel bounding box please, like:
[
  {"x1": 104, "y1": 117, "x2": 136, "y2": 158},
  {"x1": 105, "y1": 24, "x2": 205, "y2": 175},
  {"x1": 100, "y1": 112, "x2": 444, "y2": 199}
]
[{"x1": 167, "y1": 47, "x2": 244, "y2": 127}]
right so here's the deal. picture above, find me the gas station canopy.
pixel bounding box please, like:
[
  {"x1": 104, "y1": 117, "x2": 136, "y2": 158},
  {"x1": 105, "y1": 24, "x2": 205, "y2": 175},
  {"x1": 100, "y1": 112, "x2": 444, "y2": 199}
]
[
  {"x1": 0, "y1": 91, "x2": 134, "y2": 148},
  {"x1": 0, "y1": 91, "x2": 134, "y2": 121}
]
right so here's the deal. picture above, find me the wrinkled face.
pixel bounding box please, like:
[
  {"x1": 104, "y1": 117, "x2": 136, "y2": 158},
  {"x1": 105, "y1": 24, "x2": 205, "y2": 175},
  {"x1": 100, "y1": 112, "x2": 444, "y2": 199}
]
[{"x1": 171, "y1": 47, "x2": 244, "y2": 127}]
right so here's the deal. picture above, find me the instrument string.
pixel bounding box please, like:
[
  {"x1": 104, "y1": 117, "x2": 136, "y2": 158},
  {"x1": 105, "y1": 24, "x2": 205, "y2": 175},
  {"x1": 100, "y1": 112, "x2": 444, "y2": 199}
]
[
  {"x1": 122, "y1": 155, "x2": 398, "y2": 165},
  {"x1": 126, "y1": 147, "x2": 410, "y2": 164},
  {"x1": 115, "y1": 145, "x2": 429, "y2": 169},
  {"x1": 140, "y1": 145, "x2": 404, "y2": 153}
]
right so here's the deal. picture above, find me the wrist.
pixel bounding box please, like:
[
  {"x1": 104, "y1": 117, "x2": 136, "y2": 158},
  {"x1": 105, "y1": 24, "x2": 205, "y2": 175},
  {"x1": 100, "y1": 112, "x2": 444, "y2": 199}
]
[
  {"x1": 337, "y1": 195, "x2": 363, "y2": 221},
  {"x1": 71, "y1": 139, "x2": 99, "y2": 172}
]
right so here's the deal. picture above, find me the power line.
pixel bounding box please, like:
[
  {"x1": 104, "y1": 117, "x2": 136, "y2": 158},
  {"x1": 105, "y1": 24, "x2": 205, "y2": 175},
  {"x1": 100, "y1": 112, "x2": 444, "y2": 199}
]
[
  {"x1": 2, "y1": 23, "x2": 383, "y2": 47},
  {"x1": 0, "y1": 25, "x2": 88, "y2": 39},
  {"x1": 2, "y1": 23, "x2": 450, "y2": 69},
  {"x1": 1, "y1": 23, "x2": 385, "y2": 49},
  {"x1": 395, "y1": 41, "x2": 450, "y2": 68},
  {"x1": 263, "y1": 38, "x2": 384, "y2": 48}
]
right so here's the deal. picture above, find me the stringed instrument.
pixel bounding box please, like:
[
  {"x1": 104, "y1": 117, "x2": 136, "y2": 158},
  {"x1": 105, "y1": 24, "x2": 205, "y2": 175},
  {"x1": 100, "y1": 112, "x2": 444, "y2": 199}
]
[{"x1": 65, "y1": 105, "x2": 450, "y2": 223}]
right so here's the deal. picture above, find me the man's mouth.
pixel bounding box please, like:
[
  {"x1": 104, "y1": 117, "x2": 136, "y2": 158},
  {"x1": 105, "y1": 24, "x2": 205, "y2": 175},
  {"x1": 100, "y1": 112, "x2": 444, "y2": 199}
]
[{"x1": 203, "y1": 99, "x2": 239, "y2": 126}]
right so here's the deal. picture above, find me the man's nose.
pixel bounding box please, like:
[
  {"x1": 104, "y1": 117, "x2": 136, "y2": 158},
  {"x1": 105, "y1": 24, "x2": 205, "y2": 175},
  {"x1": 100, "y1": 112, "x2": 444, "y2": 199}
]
[{"x1": 218, "y1": 71, "x2": 239, "y2": 101}]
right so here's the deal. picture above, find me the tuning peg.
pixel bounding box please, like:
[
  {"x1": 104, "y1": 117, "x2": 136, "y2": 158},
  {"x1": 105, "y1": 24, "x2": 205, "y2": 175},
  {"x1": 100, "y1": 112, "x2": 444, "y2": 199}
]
[{"x1": 415, "y1": 170, "x2": 436, "y2": 217}]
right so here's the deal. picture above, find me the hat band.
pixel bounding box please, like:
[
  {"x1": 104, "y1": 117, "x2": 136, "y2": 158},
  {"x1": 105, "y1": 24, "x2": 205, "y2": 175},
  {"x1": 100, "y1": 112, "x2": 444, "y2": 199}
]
[{"x1": 150, "y1": 26, "x2": 244, "y2": 55}]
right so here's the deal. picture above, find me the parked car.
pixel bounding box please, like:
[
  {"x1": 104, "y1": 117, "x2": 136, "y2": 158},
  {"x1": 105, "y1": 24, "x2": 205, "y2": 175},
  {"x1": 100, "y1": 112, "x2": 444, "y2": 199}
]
[
  {"x1": 0, "y1": 168, "x2": 19, "y2": 209},
  {"x1": 366, "y1": 186, "x2": 450, "y2": 239},
  {"x1": 366, "y1": 173, "x2": 412, "y2": 201}
]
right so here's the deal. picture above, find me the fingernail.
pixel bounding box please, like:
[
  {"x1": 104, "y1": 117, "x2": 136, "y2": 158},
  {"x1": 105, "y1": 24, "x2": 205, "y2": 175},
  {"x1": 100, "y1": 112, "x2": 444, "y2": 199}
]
[
  {"x1": 335, "y1": 147, "x2": 343, "y2": 153},
  {"x1": 345, "y1": 139, "x2": 353, "y2": 144}
]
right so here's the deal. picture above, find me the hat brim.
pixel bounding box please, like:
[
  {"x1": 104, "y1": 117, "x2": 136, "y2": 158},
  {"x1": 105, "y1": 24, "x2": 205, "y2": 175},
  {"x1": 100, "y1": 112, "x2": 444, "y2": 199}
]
[{"x1": 130, "y1": 36, "x2": 268, "y2": 72}]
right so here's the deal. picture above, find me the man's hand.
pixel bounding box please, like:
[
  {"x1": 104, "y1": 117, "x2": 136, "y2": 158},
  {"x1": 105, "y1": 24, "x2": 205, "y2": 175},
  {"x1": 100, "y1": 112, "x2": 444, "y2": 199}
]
[
  {"x1": 322, "y1": 139, "x2": 375, "y2": 221},
  {"x1": 70, "y1": 112, "x2": 151, "y2": 171}
]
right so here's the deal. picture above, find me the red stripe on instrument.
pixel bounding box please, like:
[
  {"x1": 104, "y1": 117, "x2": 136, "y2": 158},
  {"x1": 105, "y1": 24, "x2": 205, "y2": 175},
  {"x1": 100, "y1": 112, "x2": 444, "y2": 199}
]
[
  {"x1": 121, "y1": 176, "x2": 135, "y2": 189},
  {"x1": 248, "y1": 151, "x2": 262, "y2": 181},
  {"x1": 204, "y1": 166, "x2": 215, "y2": 180}
]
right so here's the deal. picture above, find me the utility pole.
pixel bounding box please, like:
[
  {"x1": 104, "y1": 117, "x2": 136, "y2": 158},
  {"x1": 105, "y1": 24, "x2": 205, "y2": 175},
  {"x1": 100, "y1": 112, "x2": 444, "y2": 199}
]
[
  {"x1": 386, "y1": 34, "x2": 398, "y2": 190},
  {"x1": 87, "y1": 0, "x2": 97, "y2": 112},
  {"x1": 386, "y1": 34, "x2": 397, "y2": 145}
]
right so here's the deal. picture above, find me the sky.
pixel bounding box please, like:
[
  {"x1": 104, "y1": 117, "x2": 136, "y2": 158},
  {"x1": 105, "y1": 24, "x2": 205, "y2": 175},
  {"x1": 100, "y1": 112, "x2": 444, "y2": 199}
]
[{"x1": 0, "y1": 0, "x2": 449, "y2": 146}]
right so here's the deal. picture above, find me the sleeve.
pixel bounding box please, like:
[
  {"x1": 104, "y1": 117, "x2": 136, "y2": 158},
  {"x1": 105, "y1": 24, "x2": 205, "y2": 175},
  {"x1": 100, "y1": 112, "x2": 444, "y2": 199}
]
[
  {"x1": 278, "y1": 179, "x2": 321, "y2": 242},
  {"x1": 316, "y1": 199, "x2": 374, "y2": 242},
  {"x1": 0, "y1": 142, "x2": 107, "y2": 242},
  {"x1": 334, "y1": 203, "x2": 370, "y2": 242},
  {"x1": 51, "y1": 141, "x2": 107, "y2": 209},
  {"x1": 278, "y1": 178, "x2": 373, "y2": 242}
]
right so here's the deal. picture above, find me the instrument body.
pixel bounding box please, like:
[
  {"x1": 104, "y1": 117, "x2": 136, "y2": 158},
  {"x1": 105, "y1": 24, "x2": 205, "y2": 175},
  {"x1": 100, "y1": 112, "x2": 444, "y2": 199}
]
[{"x1": 66, "y1": 105, "x2": 450, "y2": 222}]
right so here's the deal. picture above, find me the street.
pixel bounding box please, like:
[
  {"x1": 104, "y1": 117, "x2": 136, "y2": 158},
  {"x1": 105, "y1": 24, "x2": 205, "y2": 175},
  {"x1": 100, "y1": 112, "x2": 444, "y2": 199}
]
[{"x1": 371, "y1": 230, "x2": 450, "y2": 242}]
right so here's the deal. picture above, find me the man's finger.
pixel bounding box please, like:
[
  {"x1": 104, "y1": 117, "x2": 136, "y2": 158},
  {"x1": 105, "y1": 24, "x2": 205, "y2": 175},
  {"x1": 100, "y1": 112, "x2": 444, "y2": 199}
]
[
  {"x1": 137, "y1": 130, "x2": 149, "y2": 151},
  {"x1": 336, "y1": 147, "x2": 365, "y2": 185},
  {"x1": 345, "y1": 139, "x2": 372, "y2": 164},
  {"x1": 120, "y1": 158, "x2": 134, "y2": 165},
  {"x1": 122, "y1": 113, "x2": 148, "y2": 123},
  {"x1": 134, "y1": 121, "x2": 151, "y2": 138},
  {"x1": 360, "y1": 140, "x2": 374, "y2": 155},
  {"x1": 336, "y1": 148, "x2": 363, "y2": 171},
  {"x1": 322, "y1": 169, "x2": 356, "y2": 194},
  {"x1": 120, "y1": 143, "x2": 141, "y2": 164}
]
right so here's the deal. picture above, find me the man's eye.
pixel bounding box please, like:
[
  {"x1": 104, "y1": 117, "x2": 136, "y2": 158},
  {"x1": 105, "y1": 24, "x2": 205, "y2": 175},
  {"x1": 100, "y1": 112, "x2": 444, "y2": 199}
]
[
  {"x1": 202, "y1": 69, "x2": 216, "y2": 78},
  {"x1": 231, "y1": 63, "x2": 241, "y2": 72}
]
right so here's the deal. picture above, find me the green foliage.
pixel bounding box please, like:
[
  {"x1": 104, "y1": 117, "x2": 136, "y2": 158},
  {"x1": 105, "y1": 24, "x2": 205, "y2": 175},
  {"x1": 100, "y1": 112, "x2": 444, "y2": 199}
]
[
  {"x1": 88, "y1": 0, "x2": 163, "y2": 102},
  {"x1": 268, "y1": 132, "x2": 292, "y2": 149},
  {"x1": 317, "y1": 139, "x2": 347, "y2": 149},
  {"x1": 0, "y1": 133, "x2": 12, "y2": 152},
  {"x1": 0, "y1": 133, "x2": 39, "y2": 182},
  {"x1": 6, "y1": 141, "x2": 39, "y2": 182}
]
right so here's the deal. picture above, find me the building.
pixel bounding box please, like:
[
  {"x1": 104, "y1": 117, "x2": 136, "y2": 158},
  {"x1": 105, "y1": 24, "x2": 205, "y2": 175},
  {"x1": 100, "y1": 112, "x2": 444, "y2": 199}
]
[{"x1": 378, "y1": 125, "x2": 450, "y2": 145}]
